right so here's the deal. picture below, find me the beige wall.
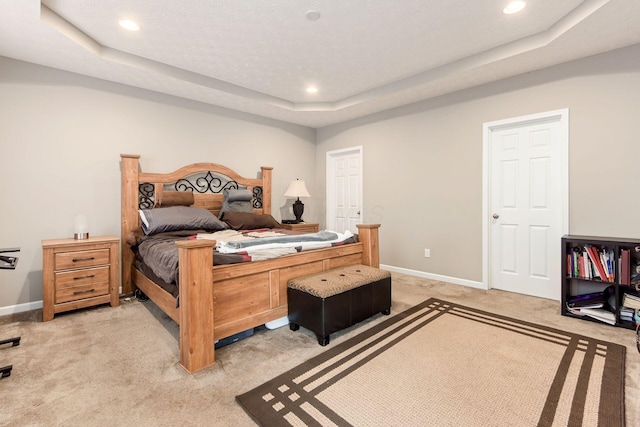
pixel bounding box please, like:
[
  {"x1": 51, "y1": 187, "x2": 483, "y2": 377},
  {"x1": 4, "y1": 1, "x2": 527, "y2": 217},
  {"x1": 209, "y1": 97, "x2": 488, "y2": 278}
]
[
  {"x1": 316, "y1": 43, "x2": 640, "y2": 284},
  {"x1": 0, "y1": 57, "x2": 316, "y2": 311},
  {"x1": 3, "y1": 43, "x2": 640, "y2": 311}
]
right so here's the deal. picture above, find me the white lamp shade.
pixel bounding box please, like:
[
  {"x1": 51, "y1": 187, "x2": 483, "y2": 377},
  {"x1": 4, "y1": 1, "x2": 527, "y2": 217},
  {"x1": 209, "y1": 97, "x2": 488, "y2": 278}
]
[
  {"x1": 74, "y1": 214, "x2": 88, "y2": 234},
  {"x1": 284, "y1": 180, "x2": 310, "y2": 198},
  {"x1": 74, "y1": 214, "x2": 89, "y2": 239}
]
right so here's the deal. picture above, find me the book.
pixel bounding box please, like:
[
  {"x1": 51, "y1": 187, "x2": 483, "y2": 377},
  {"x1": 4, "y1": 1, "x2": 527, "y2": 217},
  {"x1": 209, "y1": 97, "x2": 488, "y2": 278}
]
[
  {"x1": 582, "y1": 246, "x2": 600, "y2": 279},
  {"x1": 579, "y1": 307, "x2": 616, "y2": 325},
  {"x1": 572, "y1": 247, "x2": 581, "y2": 277},
  {"x1": 566, "y1": 304, "x2": 616, "y2": 325},
  {"x1": 622, "y1": 293, "x2": 640, "y2": 310},
  {"x1": 583, "y1": 249, "x2": 592, "y2": 279},
  {"x1": 578, "y1": 253, "x2": 584, "y2": 278},
  {"x1": 567, "y1": 291, "x2": 605, "y2": 308},
  {"x1": 605, "y1": 247, "x2": 615, "y2": 281},
  {"x1": 599, "y1": 247, "x2": 615, "y2": 282},
  {"x1": 620, "y1": 249, "x2": 631, "y2": 285},
  {"x1": 620, "y1": 306, "x2": 635, "y2": 321},
  {"x1": 585, "y1": 245, "x2": 610, "y2": 282}
]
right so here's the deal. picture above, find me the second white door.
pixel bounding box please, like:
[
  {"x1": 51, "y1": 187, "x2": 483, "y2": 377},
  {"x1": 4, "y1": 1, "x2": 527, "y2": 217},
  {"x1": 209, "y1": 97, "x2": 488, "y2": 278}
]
[{"x1": 326, "y1": 147, "x2": 363, "y2": 233}]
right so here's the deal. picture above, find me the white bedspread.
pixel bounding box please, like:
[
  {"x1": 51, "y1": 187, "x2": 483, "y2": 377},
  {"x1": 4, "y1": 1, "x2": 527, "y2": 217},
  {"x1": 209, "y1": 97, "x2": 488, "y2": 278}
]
[{"x1": 212, "y1": 230, "x2": 354, "y2": 254}]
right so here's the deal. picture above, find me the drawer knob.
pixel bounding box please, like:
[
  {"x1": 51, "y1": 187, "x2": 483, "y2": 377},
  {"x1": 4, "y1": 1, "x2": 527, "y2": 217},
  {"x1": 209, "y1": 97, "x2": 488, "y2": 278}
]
[
  {"x1": 73, "y1": 274, "x2": 96, "y2": 280},
  {"x1": 72, "y1": 257, "x2": 95, "y2": 262},
  {"x1": 73, "y1": 288, "x2": 95, "y2": 295}
]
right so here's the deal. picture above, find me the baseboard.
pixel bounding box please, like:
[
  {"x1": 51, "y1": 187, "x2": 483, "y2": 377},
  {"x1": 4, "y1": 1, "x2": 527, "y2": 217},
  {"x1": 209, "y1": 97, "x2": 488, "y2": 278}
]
[
  {"x1": 0, "y1": 300, "x2": 42, "y2": 316},
  {"x1": 0, "y1": 271, "x2": 480, "y2": 316},
  {"x1": 4, "y1": 287, "x2": 122, "y2": 316},
  {"x1": 380, "y1": 264, "x2": 486, "y2": 290}
]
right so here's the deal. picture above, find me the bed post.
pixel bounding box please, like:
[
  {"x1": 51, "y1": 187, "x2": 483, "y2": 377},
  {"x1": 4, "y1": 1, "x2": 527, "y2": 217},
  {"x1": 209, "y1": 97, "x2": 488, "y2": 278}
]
[
  {"x1": 120, "y1": 154, "x2": 140, "y2": 294},
  {"x1": 261, "y1": 166, "x2": 273, "y2": 215},
  {"x1": 176, "y1": 239, "x2": 216, "y2": 373},
  {"x1": 356, "y1": 224, "x2": 381, "y2": 268}
]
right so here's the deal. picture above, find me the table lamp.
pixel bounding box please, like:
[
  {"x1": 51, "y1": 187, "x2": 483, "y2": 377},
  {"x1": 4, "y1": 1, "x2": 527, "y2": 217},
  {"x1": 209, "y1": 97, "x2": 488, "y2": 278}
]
[
  {"x1": 284, "y1": 179, "x2": 310, "y2": 223},
  {"x1": 74, "y1": 214, "x2": 89, "y2": 240}
]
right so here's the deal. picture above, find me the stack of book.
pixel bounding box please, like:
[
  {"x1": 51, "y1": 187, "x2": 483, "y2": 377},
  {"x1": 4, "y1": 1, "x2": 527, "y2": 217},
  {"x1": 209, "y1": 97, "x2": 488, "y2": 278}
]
[
  {"x1": 620, "y1": 306, "x2": 635, "y2": 322},
  {"x1": 620, "y1": 293, "x2": 640, "y2": 325},
  {"x1": 567, "y1": 245, "x2": 615, "y2": 282},
  {"x1": 566, "y1": 305, "x2": 616, "y2": 325},
  {"x1": 566, "y1": 291, "x2": 616, "y2": 325}
]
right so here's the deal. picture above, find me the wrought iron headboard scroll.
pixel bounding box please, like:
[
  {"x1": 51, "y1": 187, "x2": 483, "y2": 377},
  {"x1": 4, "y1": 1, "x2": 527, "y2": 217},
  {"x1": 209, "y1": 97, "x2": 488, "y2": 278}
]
[
  {"x1": 175, "y1": 171, "x2": 238, "y2": 193},
  {"x1": 138, "y1": 171, "x2": 263, "y2": 209},
  {"x1": 139, "y1": 183, "x2": 155, "y2": 209}
]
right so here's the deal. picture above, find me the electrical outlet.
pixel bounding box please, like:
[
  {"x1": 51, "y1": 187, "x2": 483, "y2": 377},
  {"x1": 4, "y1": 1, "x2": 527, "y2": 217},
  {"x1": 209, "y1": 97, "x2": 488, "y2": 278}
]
[{"x1": 424, "y1": 249, "x2": 430, "y2": 258}]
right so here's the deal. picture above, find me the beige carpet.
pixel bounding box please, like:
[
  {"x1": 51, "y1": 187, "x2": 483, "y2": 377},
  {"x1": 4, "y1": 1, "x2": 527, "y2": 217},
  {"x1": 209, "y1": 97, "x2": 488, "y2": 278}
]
[
  {"x1": 1, "y1": 273, "x2": 639, "y2": 426},
  {"x1": 237, "y1": 298, "x2": 625, "y2": 426}
]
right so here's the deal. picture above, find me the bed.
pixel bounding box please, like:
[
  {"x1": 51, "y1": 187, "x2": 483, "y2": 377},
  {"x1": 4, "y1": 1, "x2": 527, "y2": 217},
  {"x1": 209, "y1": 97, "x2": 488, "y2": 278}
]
[{"x1": 120, "y1": 154, "x2": 381, "y2": 373}]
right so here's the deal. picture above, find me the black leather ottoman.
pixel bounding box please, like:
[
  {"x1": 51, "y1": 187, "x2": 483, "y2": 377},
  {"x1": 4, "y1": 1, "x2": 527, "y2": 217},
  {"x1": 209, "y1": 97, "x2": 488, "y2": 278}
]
[{"x1": 287, "y1": 264, "x2": 392, "y2": 346}]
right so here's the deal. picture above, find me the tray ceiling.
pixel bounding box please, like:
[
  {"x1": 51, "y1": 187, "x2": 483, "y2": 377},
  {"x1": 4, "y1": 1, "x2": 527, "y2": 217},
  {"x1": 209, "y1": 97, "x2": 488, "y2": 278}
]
[{"x1": 0, "y1": 0, "x2": 639, "y2": 128}]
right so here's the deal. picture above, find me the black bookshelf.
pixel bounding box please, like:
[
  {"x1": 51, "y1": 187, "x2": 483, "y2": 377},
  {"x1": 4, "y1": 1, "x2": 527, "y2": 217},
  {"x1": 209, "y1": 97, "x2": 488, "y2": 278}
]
[{"x1": 561, "y1": 235, "x2": 640, "y2": 330}]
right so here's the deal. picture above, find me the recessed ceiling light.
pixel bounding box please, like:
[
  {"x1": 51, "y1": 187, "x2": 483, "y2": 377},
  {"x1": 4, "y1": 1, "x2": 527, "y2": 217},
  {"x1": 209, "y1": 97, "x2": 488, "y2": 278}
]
[
  {"x1": 306, "y1": 87, "x2": 318, "y2": 94},
  {"x1": 305, "y1": 10, "x2": 321, "y2": 21},
  {"x1": 503, "y1": 1, "x2": 526, "y2": 15},
  {"x1": 119, "y1": 20, "x2": 140, "y2": 31}
]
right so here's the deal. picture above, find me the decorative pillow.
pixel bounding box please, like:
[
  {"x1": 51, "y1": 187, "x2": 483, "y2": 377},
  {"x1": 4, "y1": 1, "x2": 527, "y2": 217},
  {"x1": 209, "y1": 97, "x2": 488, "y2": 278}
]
[
  {"x1": 220, "y1": 211, "x2": 281, "y2": 231},
  {"x1": 139, "y1": 206, "x2": 228, "y2": 235},
  {"x1": 219, "y1": 187, "x2": 253, "y2": 216},
  {"x1": 155, "y1": 191, "x2": 194, "y2": 207}
]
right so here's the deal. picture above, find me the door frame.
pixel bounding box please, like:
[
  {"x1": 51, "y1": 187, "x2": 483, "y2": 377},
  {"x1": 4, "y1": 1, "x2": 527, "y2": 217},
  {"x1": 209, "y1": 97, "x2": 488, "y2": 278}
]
[
  {"x1": 482, "y1": 109, "x2": 570, "y2": 291},
  {"x1": 326, "y1": 146, "x2": 363, "y2": 232}
]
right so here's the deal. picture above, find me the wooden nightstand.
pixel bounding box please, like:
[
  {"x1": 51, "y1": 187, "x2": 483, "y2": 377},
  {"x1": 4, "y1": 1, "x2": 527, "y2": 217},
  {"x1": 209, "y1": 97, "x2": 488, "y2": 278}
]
[
  {"x1": 280, "y1": 222, "x2": 319, "y2": 233},
  {"x1": 42, "y1": 236, "x2": 120, "y2": 321}
]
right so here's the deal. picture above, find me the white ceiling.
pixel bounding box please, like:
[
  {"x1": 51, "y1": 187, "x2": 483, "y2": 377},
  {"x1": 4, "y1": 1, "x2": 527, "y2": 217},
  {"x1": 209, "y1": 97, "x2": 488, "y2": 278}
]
[{"x1": 1, "y1": 0, "x2": 639, "y2": 128}]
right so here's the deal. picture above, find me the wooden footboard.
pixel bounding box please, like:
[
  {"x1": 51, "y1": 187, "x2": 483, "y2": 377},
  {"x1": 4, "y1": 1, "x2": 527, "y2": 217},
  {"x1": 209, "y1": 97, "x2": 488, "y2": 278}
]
[
  {"x1": 131, "y1": 225, "x2": 380, "y2": 374},
  {"x1": 169, "y1": 224, "x2": 380, "y2": 373}
]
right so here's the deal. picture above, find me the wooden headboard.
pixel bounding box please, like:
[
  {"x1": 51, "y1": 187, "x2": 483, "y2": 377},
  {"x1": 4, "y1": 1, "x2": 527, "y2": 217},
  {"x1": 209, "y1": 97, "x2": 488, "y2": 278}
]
[{"x1": 120, "y1": 154, "x2": 273, "y2": 294}]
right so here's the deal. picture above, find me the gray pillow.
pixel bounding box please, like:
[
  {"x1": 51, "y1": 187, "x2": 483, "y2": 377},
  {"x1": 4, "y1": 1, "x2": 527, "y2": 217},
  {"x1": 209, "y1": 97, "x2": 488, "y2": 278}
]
[
  {"x1": 139, "y1": 206, "x2": 228, "y2": 235},
  {"x1": 220, "y1": 187, "x2": 253, "y2": 216}
]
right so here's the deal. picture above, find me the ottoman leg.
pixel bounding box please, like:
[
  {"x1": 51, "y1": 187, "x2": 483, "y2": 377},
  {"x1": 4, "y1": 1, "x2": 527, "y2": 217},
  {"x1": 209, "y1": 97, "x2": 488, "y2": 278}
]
[
  {"x1": 318, "y1": 335, "x2": 330, "y2": 346},
  {"x1": 382, "y1": 308, "x2": 391, "y2": 315},
  {"x1": 290, "y1": 323, "x2": 300, "y2": 331}
]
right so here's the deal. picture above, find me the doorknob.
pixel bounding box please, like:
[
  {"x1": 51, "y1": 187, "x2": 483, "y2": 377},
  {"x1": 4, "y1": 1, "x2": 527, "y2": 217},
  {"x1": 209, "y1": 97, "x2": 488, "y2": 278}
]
[
  {"x1": 492, "y1": 213, "x2": 500, "y2": 219},
  {"x1": 357, "y1": 211, "x2": 361, "y2": 215}
]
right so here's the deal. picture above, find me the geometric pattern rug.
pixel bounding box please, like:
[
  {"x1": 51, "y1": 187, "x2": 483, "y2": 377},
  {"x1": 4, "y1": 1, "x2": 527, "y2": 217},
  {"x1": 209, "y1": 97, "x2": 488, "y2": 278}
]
[{"x1": 236, "y1": 298, "x2": 626, "y2": 426}]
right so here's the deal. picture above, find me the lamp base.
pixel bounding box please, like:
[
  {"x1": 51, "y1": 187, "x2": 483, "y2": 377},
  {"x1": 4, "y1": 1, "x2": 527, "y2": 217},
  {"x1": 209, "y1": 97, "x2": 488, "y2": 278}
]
[
  {"x1": 74, "y1": 233, "x2": 89, "y2": 240},
  {"x1": 292, "y1": 199, "x2": 304, "y2": 223}
]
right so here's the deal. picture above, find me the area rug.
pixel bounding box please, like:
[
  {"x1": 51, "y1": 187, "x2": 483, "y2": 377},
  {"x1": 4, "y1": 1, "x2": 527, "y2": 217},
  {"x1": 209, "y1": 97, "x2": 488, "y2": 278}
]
[{"x1": 236, "y1": 298, "x2": 625, "y2": 426}]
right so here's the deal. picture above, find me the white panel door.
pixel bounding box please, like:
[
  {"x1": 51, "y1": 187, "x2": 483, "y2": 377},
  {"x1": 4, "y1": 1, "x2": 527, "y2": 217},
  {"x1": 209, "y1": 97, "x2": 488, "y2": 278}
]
[
  {"x1": 489, "y1": 114, "x2": 566, "y2": 300},
  {"x1": 327, "y1": 147, "x2": 363, "y2": 233}
]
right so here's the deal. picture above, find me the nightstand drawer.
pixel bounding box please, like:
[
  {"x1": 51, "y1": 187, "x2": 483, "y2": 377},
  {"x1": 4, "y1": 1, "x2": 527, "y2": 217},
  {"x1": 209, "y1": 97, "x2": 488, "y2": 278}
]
[
  {"x1": 292, "y1": 224, "x2": 318, "y2": 233},
  {"x1": 55, "y1": 265, "x2": 110, "y2": 289},
  {"x1": 55, "y1": 281, "x2": 110, "y2": 304},
  {"x1": 54, "y1": 248, "x2": 110, "y2": 270}
]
